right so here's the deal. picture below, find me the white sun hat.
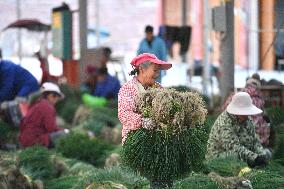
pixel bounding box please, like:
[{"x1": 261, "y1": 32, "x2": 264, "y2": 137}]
[
  {"x1": 226, "y1": 92, "x2": 262, "y2": 115},
  {"x1": 41, "y1": 82, "x2": 64, "y2": 98}
]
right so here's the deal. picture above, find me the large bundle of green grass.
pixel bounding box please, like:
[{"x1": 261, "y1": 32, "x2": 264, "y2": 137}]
[
  {"x1": 17, "y1": 146, "x2": 54, "y2": 180},
  {"x1": 205, "y1": 156, "x2": 247, "y2": 177},
  {"x1": 122, "y1": 88, "x2": 208, "y2": 185},
  {"x1": 56, "y1": 132, "x2": 114, "y2": 167}
]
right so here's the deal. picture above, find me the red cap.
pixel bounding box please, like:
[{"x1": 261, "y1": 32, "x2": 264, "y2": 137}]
[{"x1": 130, "y1": 53, "x2": 172, "y2": 70}]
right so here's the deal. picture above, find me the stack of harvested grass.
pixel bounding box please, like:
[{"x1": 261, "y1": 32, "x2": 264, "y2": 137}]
[
  {"x1": 173, "y1": 173, "x2": 220, "y2": 189},
  {"x1": 206, "y1": 156, "x2": 284, "y2": 189},
  {"x1": 17, "y1": 146, "x2": 55, "y2": 180},
  {"x1": 122, "y1": 88, "x2": 208, "y2": 186},
  {"x1": 205, "y1": 156, "x2": 247, "y2": 177},
  {"x1": 56, "y1": 132, "x2": 114, "y2": 167}
]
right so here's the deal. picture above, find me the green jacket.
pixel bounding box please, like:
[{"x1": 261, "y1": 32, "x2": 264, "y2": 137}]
[{"x1": 206, "y1": 111, "x2": 265, "y2": 163}]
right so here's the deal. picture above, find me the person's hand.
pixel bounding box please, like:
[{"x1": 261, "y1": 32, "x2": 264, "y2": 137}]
[
  {"x1": 0, "y1": 101, "x2": 9, "y2": 110},
  {"x1": 247, "y1": 154, "x2": 268, "y2": 168},
  {"x1": 254, "y1": 154, "x2": 268, "y2": 167},
  {"x1": 142, "y1": 118, "x2": 157, "y2": 130},
  {"x1": 263, "y1": 148, "x2": 272, "y2": 160}
]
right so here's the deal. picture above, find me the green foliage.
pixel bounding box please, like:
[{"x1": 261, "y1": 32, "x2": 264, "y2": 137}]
[
  {"x1": 205, "y1": 156, "x2": 247, "y2": 177},
  {"x1": 18, "y1": 146, "x2": 54, "y2": 180},
  {"x1": 83, "y1": 106, "x2": 120, "y2": 134},
  {"x1": 265, "y1": 106, "x2": 284, "y2": 126},
  {"x1": 45, "y1": 176, "x2": 81, "y2": 189},
  {"x1": 244, "y1": 170, "x2": 284, "y2": 189},
  {"x1": 0, "y1": 150, "x2": 17, "y2": 167},
  {"x1": 0, "y1": 120, "x2": 17, "y2": 144},
  {"x1": 273, "y1": 127, "x2": 284, "y2": 163},
  {"x1": 56, "y1": 84, "x2": 82, "y2": 124},
  {"x1": 56, "y1": 132, "x2": 114, "y2": 167},
  {"x1": 121, "y1": 127, "x2": 207, "y2": 183},
  {"x1": 173, "y1": 173, "x2": 220, "y2": 189},
  {"x1": 204, "y1": 114, "x2": 218, "y2": 134},
  {"x1": 265, "y1": 161, "x2": 284, "y2": 177}
]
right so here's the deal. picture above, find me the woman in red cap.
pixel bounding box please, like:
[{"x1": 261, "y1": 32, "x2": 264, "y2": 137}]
[{"x1": 118, "y1": 53, "x2": 172, "y2": 144}]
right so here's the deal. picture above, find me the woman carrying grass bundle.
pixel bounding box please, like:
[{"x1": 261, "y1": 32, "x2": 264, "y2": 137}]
[
  {"x1": 118, "y1": 53, "x2": 172, "y2": 144},
  {"x1": 118, "y1": 53, "x2": 208, "y2": 188}
]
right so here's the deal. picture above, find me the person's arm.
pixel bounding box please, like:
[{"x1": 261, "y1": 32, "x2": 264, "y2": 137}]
[
  {"x1": 250, "y1": 121, "x2": 266, "y2": 154},
  {"x1": 220, "y1": 123, "x2": 258, "y2": 163},
  {"x1": 118, "y1": 85, "x2": 142, "y2": 131},
  {"x1": 42, "y1": 105, "x2": 61, "y2": 133},
  {"x1": 0, "y1": 63, "x2": 15, "y2": 102}
]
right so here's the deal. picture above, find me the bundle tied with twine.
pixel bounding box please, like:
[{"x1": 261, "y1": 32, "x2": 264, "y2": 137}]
[{"x1": 122, "y1": 88, "x2": 208, "y2": 184}]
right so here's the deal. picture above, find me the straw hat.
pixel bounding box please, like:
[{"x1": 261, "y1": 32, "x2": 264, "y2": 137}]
[{"x1": 226, "y1": 92, "x2": 262, "y2": 115}]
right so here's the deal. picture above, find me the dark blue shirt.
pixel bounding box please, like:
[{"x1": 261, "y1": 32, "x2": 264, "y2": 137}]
[
  {"x1": 0, "y1": 60, "x2": 39, "y2": 102},
  {"x1": 92, "y1": 74, "x2": 120, "y2": 99}
]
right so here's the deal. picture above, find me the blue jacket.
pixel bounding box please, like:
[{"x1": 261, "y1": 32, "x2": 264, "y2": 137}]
[
  {"x1": 93, "y1": 74, "x2": 121, "y2": 99},
  {"x1": 0, "y1": 60, "x2": 39, "y2": 102},
  {"x1": 137, "y1": 36, "x2": 167, "y2": 61}
]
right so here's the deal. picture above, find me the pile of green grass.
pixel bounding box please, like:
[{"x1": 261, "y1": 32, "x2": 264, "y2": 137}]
[
  {"x1": 205, "y1": 156, "x2": 247, "y2": 177},
  {"x1": 18, "y1": 146, "x2": 54, "y2": 180},
  {"x1": 56, "y1": 132, "x2": 114, "y2": 167},
  {"x1": 173, "y1": 173, "x2": 220, "y2": 189}
]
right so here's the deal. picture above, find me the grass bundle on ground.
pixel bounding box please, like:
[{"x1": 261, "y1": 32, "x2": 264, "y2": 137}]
[
  {"x1": 82, "y1": 106, "x2": 120, "y2": 132},
  {"x1": 17, "y1": 146, "x2": 54, "y2": 180},
  {"x1": 56, "y1": 132, "x2": 114, "y2": 167},
  {"x1": 172, "y1": 173, "x2": 220, "y2": 189},
  {"x1": 123, "y1": 88, "x2": 208, "y2": 184},
  {"x1": 45, "y1": 175, "x2": 82, "y2": 189},
  {"x1": 265, "y1": 161, "x2": 284, "y2": 176},
  {"x1": 88, "y1": 166, "x2": 149, "y2": 189},
  {"x1": 205, "y1": 156, "x2": 247, "y2": 177},
  {"x1": 243, "y1": 169, "x2": 284, "y2": 189}
]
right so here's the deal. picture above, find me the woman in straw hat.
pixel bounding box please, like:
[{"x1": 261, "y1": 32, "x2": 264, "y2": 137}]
[
  {"x1": 207, "y1": 92, "x2": 272, "y2": 168},
  {"x1": 223, "y1": 73, "x2": 270, "y2": 146}
]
